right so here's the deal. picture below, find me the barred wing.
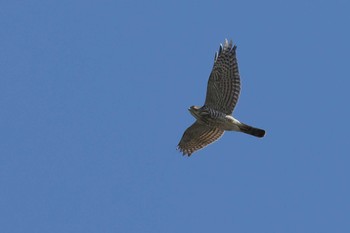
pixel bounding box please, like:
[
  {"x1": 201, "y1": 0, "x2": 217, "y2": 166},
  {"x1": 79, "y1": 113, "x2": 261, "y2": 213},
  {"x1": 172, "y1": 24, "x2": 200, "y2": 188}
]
[
  {"x1": 204, "y1": 39, "x2": 241, "y2": 115},
  {"x1": 177, "y1": 121, "x2": 224, "y2": 156}
]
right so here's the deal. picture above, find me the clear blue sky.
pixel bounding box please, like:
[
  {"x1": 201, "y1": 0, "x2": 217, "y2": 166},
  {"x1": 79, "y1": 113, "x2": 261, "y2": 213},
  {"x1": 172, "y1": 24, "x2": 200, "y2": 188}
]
[{"x1": 1, "y1": 1, "x2": 349, "y2": 232}]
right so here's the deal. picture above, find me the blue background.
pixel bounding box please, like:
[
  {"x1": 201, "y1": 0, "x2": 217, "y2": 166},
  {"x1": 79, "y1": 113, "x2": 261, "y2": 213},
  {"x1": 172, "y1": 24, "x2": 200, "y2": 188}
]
[{"x1": 1, "y1": 1, "x2": 349, "y2": 232}]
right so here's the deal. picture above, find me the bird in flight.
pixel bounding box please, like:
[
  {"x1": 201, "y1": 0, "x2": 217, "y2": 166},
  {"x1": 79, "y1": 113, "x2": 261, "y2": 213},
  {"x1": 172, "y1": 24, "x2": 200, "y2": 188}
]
[{"x1": 177, "y1": 39, "x2": 265, "y2": 156}]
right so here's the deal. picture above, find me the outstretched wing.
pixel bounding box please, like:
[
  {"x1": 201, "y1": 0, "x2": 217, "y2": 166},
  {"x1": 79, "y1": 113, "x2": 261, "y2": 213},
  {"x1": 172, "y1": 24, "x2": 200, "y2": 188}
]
[
  {"x1": 177, "y1": 121, "x2": 224, "y2": 156},
  {"x1": 204, "y1": 39, "x2": 241, "y2": 115}
]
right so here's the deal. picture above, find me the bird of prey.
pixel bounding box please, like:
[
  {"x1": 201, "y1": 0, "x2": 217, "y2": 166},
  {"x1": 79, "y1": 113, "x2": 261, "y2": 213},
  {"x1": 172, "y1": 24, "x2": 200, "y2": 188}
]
[{"x1": 177, "y1": 39, "x2": 265, "y2": 156}]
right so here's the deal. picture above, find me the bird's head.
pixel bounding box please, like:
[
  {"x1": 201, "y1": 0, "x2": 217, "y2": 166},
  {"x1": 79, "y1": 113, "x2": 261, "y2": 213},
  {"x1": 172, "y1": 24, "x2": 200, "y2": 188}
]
[
  {"x1": 189, "y1": 106, "x2": 209, "y2": 119},
  {"x1": 188, "y1": 106, "x2": 200, "y2": 118}
]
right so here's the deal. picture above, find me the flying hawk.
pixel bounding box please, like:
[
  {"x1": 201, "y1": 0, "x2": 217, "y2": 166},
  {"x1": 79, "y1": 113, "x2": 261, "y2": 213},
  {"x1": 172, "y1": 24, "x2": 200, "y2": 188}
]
[{"x1": 177, "y1": 39, "x2": 265, "y2": 156}]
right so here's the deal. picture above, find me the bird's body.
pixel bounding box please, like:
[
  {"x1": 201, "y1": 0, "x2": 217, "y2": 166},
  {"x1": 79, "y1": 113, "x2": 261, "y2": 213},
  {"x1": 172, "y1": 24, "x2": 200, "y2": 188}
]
[
  {"x1": 189, "y1": 106, "x2": 239, "y2": 131},
  {"x1": 177, "y1": 39, "x2": 265, "y2": 156}
]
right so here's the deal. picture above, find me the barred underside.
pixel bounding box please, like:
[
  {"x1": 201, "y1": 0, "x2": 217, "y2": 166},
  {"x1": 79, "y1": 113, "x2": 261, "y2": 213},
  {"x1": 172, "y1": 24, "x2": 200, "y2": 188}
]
[
  {"x1": 177, "y1": 121, "x2": 224, "y2": 156},
  {"x1": 205, "y1": 39, "x2": 241, "y2": 115},
  {"x1": 177, "y1": 39, "x2": 265, "y2": 156}
]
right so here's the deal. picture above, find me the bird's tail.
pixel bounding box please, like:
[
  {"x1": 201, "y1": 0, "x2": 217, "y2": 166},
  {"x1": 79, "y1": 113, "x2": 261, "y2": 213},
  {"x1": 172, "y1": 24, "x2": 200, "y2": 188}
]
[{"x1": 239, "y1": 123, "x2": 265, "y2": 138}]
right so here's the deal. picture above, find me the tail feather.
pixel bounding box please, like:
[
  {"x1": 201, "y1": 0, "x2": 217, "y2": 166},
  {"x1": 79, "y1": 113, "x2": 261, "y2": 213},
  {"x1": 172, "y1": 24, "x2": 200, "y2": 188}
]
[{"x1": 239, "y1": 123, "x2": 265, "y2": 138}]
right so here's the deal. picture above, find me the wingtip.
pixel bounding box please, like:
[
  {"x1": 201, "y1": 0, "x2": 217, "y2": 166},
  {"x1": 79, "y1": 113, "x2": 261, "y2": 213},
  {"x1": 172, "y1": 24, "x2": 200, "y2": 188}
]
[
  {"x1": 221, "y1": 38, "x2": 237, "y2": 52},
  {"x1": 184, "y1": 152, "x2": 192, "y2": 157},
  {"x1": 214, "y1": 51, "x2": 218, "y2": 61},
  {"x1": 229, "y1": 39, "x2": 234, "y2": 49},
  {"x1": 177, "y1": 145, "x2": 191, "y2": 157}
]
